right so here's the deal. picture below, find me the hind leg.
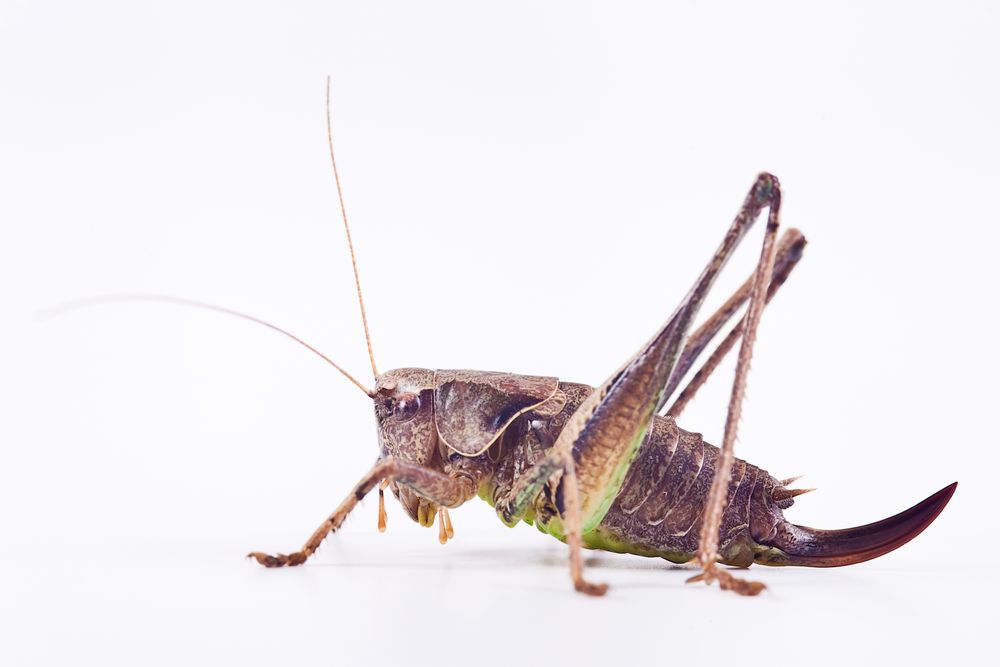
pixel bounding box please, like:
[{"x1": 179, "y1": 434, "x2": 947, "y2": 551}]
[
  {"x1": 685, "y1": 179, "x2": 786, "y2": 596},
  {"x1": 496, "y1": 173, "x2": 784, "y2": 595},
  {"x1": 666, "y1": 228, "x2": 806, "y2": 418}
]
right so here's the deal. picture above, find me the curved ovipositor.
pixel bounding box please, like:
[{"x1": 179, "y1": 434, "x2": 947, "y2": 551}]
[{"x1": 755, "y1": 482, "x2": 957, "y2": 567}]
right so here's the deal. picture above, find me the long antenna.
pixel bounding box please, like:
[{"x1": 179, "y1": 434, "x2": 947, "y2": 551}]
[
  {"x1": 38, "y1": 293, "x2": 375, "y2": 397},
  {"x1": 326, "y1": 76, "x2": 379, "y2": 379}
]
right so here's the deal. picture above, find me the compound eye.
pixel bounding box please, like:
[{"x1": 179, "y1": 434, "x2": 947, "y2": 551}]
[{"x1": 393, "y1": 393, "x2": 421, "y2": 422}]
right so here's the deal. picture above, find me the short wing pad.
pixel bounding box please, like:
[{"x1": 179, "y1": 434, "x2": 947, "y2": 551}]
[{"x1": 433, "y1": 370, "x2": 559, "y2": 456}]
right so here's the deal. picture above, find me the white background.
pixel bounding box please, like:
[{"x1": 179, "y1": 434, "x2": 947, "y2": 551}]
[{"x1": 2, "y1": 1, "x2": 997, "y2": 665}]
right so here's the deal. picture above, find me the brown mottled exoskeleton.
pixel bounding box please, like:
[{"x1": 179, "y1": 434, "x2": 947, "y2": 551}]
[{"x1": 239, "y1": 81, "x2": 957, "y2": 596}]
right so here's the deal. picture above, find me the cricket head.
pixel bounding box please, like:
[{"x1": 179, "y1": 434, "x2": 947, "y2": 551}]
[
  {"x1": 372, "y1": 368, "x2": 441, "y2": 526},
  {"x1": 373, "y1": 368, "x2": 439, "y2": 466}
]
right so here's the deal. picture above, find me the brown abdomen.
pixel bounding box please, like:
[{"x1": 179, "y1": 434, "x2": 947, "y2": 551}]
[{"x1": 587, "y1": 415, "x2": 779, "y2": 566}]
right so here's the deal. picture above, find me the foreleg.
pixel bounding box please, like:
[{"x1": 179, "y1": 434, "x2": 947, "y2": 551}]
[{"x1": 248, "y1": 457, "x2": 475, "y2": 567}]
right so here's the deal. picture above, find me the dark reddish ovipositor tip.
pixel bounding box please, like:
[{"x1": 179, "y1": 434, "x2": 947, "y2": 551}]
[{"x1": 756, "y1": 482, "x2": 958, "y2": 567}]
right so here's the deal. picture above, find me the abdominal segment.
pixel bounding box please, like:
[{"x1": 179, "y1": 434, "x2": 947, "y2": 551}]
[{"x1": 587, "y1": 416, "x2": 781, "y2": 567}]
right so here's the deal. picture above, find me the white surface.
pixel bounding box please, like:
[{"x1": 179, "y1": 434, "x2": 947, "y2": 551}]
[{"x1": 1, "y1": 2, "x2": 997, "y2": 665}]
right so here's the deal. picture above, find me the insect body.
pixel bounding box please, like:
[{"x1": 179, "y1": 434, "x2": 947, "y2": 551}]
[
  {"x1": 252, "y1": 348, "x2": 955, "y2": 597},
  {"x1": 244, "y1": 92, "x2": 957, "y2": 595},
  {"x1": 303, "y1": 358, "x2": 952, "y2": 595},
  {"x1": 49, "y1": 83, "x2": 957, "y2": 597}
]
